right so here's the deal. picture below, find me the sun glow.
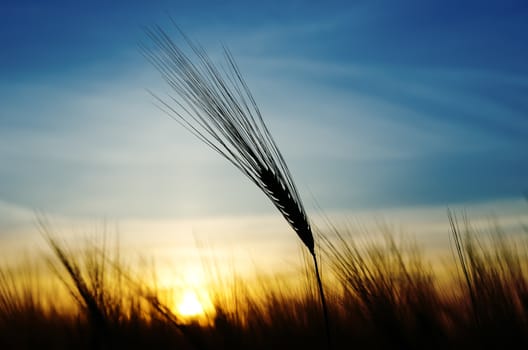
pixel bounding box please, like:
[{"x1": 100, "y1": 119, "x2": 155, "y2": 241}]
[{"x1": 177, "y1": 290, "x2": 205, "y2": 317}]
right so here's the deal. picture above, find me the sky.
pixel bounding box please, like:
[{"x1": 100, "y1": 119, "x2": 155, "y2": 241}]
[{"x1": 1, "y1": 0, "x2": 528, "y2": 268}]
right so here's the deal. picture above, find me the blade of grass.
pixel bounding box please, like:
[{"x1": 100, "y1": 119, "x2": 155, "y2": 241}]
[{"x1": 142, "y1": 24, "x2": 331, "y2": 349}]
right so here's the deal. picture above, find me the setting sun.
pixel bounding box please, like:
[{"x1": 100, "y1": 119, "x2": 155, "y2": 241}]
[{"x1": 177, "y1": 290, "x2": 205, "y2": 317}]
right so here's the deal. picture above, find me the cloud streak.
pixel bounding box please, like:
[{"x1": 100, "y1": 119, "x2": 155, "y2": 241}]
[{"x1": 1, "y1": 0, "x2": 527, "y2": 230}]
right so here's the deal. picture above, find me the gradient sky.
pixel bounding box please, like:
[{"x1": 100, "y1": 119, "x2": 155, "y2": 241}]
[{"x1": 1, "y1": 1, "x2": 528, "y2": 262}]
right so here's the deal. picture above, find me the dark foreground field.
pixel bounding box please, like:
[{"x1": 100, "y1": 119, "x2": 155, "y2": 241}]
[{"x1": 1, "y1": 213, "x2": 528, "y2": 350}]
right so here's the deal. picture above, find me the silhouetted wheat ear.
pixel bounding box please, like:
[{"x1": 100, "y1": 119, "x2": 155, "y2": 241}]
[
  {"x1": 259, "y1": 168, "x2": 314, "y2": 253},
  {"x1": 142, "y1": 26, "x2": 315, "y2": 254},
  {"x1": 143, "y1": 25, "x2": 330, "y2": 348}
]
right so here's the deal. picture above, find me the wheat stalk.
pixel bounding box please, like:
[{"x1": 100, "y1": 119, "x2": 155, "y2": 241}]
[{"x1": 142, "y1": 25, "x2": 331, "y2": 348}]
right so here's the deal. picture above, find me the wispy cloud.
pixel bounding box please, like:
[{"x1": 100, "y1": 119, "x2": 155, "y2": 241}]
[{"x1": 1, "y1": 0, "x2": 527, "y2": 236}]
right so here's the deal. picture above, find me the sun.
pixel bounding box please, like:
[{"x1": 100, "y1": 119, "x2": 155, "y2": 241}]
[{"x1": 177, "y1": 290, "x2": 205, "y2": 317}]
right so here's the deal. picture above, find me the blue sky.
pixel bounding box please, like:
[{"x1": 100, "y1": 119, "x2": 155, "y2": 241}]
[{"x1": 1, "y1": 1, "x2": 527, "y2": 247}]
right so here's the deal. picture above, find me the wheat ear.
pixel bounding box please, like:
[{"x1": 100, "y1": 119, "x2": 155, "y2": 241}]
[{"x1": 143, "y1": 26, "x2": 331, "y2": 348}]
